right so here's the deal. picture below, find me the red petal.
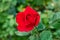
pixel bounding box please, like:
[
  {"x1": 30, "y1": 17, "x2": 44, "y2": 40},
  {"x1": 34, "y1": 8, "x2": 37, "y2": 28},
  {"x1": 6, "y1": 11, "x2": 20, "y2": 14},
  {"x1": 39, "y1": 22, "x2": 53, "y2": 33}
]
[{"x1": 24, "y1": 6, "x2": 38, "y2": 15}]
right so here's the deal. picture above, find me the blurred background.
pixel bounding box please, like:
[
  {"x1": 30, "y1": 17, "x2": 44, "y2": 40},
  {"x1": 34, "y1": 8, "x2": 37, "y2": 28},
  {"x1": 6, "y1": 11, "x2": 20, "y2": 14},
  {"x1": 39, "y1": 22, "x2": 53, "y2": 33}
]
[{"x1": 0, "y1": 0, "x2": 60, "y2": 40}]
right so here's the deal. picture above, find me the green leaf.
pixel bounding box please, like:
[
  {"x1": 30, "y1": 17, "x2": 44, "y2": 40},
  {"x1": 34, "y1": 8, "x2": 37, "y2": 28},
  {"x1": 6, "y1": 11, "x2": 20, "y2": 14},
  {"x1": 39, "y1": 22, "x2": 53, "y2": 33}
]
[
  {"x1": 37, "y1": 22, "x2": 45, "y2": 31},
  {"x1": 29, "y1": 35, "x2": 36, "y2": 40},
  {"x1": 0, "y1": 0, "x2": 17, "y2": 12},
  {"x1": 34, "y1": 0, "x2": 51, "y2": 6},
  {"x1": 9, "y1": 18, "x2": 15, "y2": 27},
  {"x1": 53, "y1": 0, "x2": 60, "y2": 11},
  {"x1": 52, "y1": 12, "x2": 60, "y2": 21},
  {"x1": 2, "y1": 22, "x2": 8, "y2": 28},
  {"x1": 17, "y1": 5, "x2": 24, "y2": 12},
  {"x1": 54, "y1": 29, "x2": 60, "y2": 38},
  {"x1": 15, "y1": 31, "x2": 29, "y2": 36},
  {"x1": 6, "y1": 27, "x2": 15, "y2": 36},
  {"x1": 46, "y1": 2, "x2": 55, "y2": 9},
  {"x1": 40, "y1": 30, "x2": 52, "y2": 40},
  {"x1": 50, "y1": 12, "x2": 60, "y2": 29},
  {"x1": 34, "y1": 0, "x2": 44, "y2": 6},
  {"x1": 53, "y1": 0, "x2": 60, "y2": 7},
  {"x1": 41, "y1": 13, "x2": 49, "y2": 25},
  {"x1": 29, "y1": 34, "x2": 39, "y2": 40}
]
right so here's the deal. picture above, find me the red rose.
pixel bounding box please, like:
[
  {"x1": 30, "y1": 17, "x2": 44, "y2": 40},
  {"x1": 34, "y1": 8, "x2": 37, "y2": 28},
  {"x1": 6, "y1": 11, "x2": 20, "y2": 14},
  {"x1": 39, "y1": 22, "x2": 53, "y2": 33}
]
[{"x1": 16, "y1": 6, "x2": 40, "y2": 32}]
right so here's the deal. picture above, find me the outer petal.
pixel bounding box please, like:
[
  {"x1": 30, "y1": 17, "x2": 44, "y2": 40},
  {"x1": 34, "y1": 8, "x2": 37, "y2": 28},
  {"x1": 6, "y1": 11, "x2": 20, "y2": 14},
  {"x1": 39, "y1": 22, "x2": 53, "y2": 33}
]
[
  {"x1": 17, "y1": 25, "x2": 26, "y2": 32},
  {"x1": 16, "y1": 12, "x2": 25, "y2": 26},
  {"x1": 24, "y1": 6, "x2": 38, "y2": 15},
  {"x1": 17, "y1": 25, "x2": 34, "y2": 32},
  {"x1": 35, "y1": 14, "x2": 40, "y2": 26}
]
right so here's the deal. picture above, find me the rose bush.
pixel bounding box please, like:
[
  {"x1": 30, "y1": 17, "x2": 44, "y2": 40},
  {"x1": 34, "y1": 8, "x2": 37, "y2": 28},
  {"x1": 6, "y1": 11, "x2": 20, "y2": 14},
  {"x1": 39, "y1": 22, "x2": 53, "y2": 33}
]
[{"x1": 0, "y1": 0, "x2": 60, "y2": 40}]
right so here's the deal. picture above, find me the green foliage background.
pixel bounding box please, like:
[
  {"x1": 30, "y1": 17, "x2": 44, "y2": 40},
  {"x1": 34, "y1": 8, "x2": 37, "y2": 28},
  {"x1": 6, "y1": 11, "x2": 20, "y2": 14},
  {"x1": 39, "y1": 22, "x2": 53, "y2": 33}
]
[{"x1": 0, "y1": 0, "x2": 60, "y2": 40}]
